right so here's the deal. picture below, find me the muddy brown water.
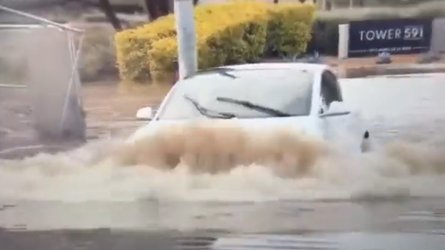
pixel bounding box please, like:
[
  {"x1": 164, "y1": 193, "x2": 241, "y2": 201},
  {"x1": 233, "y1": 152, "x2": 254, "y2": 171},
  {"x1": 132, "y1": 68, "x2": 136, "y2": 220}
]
[
  {"x1": 1, "y1": 74, "x2": 445, "y2": 249},
  {"x1": 0, "y1": 82, "x2": 169, "y2": 158}
]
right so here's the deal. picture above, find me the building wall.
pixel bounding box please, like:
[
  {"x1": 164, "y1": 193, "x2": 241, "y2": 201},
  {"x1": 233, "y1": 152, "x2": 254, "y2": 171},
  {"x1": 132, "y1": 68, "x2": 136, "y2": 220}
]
[
  {"x1": 1, "y1": 0, "x2": 145, "y2": 9},
  {"x1": 323, "y1": 0, "x2": 437, "y2": 9},
  {"x1": 432, "y1": 18, "x2": 445, "y2": 53}
]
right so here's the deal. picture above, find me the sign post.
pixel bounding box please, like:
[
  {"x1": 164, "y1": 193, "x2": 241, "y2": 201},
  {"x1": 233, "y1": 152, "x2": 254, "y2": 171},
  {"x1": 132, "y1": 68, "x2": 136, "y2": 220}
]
[
  {"x1": 338, "y1": 24, "x2": 350, "y2": 59},
  {"x1": 347, "y1": 19, "x2": 432, "y2": 57}
]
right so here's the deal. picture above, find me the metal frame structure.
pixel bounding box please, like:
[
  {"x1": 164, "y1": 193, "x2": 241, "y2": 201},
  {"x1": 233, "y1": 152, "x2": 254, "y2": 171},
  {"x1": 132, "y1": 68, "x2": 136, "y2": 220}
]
[{"x1": 0, "y1": 4, "x2": 85, "y2": 138}]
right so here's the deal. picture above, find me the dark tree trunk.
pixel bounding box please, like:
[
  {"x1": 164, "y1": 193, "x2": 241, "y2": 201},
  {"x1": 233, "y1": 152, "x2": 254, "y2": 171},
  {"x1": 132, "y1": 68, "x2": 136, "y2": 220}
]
[
  {"x1": 98, "y1": 0, "x2": 122, "y2": 30},
  {"x1": 144, "y1": 0, "x2": 199, "y2": 21},
  {"x1": 158, "y1": 0, "x2": 170, "y2": 16},
  {"x1": 145, "y1": 0, "x2": 172, "y2": 21},
  {"x1": 274, "y1": 0, "x2": 279, "y2": 3},
  {"x1": 144, "y1": 0, "x2": 159, "y2": 21}
]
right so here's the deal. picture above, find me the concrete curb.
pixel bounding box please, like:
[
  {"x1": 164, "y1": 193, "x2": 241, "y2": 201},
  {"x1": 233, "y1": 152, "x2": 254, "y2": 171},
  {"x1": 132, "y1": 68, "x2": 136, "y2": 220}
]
[{"x1": 336, "y1": 63, "x2": 445, "y2": 78}]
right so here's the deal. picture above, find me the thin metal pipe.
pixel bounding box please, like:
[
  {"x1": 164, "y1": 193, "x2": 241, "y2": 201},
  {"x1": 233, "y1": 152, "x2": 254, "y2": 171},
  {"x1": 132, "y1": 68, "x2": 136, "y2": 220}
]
[
  {"x1": 0, "y1": 84, "x2": 26, "y2": 88},
  {"x1": 59, "y1": 32, "x2": 85, "y2": 133},
  {"x1": 0, "y1": 24, "x2": 43, "y2": 29},
  {"x1": 0, "y1": 4, "x2": 83, "y2": 33}
]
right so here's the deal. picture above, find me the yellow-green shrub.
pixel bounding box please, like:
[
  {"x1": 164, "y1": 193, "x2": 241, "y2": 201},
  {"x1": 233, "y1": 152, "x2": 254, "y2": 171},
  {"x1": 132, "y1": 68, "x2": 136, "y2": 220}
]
[
  {"x1": 115, "y1": 1, "x2": 315, "y2": 83},
  {"x1": 115, "y1": 15, "x2": 176, "y2": 82},
  {"x1": 266, "y1": 4, "x2": 315, "y2": 57},
  {"x1": 148, "y1": 16, "x2": 269, "y2": 81}
]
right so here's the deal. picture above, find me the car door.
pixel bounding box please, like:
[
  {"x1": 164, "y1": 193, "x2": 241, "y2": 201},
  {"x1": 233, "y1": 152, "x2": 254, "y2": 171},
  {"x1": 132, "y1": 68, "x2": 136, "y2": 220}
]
[{"x1": 317, "y1": 70, "x2": 360, "y2": 152}]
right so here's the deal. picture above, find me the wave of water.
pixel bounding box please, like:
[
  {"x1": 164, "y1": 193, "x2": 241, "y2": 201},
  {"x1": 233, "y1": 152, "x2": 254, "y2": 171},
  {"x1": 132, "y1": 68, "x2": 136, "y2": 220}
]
[{"x1": 0, "y1": 123, "x2": 444, "y2": 203}]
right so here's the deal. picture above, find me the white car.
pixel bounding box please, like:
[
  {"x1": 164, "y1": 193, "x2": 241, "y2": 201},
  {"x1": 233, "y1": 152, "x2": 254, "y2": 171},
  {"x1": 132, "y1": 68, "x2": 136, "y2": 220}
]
[{"x1": 129, "y1": 63, "x2": 370, "y2": 154}]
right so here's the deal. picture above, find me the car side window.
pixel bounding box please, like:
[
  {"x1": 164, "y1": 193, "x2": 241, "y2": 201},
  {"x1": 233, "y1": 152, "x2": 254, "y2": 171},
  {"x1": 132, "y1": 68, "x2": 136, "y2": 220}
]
[{"x1": 320, "y1": 70, "x2": 342, "y2": 111}]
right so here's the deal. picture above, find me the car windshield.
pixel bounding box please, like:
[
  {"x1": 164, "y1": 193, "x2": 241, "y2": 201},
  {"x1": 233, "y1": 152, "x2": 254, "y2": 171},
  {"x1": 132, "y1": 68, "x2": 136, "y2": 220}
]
[{"x1": 157, "y1": 68, "x2": 314, "y2": 120}]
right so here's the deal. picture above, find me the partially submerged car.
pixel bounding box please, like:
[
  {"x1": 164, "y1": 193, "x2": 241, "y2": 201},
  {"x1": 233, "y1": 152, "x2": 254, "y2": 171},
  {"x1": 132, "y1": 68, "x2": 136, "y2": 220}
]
[{"x1": 129, "y1": 63, "x2": 370, "y2": 154}]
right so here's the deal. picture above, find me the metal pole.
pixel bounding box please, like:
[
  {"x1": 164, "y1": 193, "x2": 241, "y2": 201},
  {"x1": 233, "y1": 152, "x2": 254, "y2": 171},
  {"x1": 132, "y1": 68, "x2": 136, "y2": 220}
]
[
  {"x1": 320, "y1": 0, "x2": 326, "y2": 10},
  {"x1": 0, "y1": 4, "x2": 83, "y2": 33},
  {"x1": 0, "y1": 84, "x2": 26, "y2": 88},
  {"x1": 174, "y1": 0, "x2": 198, "y2": 80},
  {"x1": 59, "y1": 31, "x2": 85, "y2": 139}
]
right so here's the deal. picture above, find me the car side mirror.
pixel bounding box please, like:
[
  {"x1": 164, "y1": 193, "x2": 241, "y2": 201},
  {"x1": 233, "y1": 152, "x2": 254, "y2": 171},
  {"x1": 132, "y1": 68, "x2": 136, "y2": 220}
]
[
  {"x1": 136, "y1": 106, "x2": 154, "y2": 120},
  {"x1": 319, "y1": 101, "x2": 351, "y2": 118}
]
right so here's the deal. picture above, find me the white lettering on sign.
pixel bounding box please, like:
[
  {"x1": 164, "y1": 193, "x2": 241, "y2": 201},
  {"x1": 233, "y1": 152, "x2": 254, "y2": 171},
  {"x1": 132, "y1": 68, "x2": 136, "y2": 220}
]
[
  {"x1": 365, "y1": 30, "x2": 375, "y2": 40},
  {"x1": 403, "y1": 25, "x2": 424, "y2": 40},
  {"x1": 359, "y1": 26, "x2": 424, "y2": 41},
  {"x1": 359, "y1": 31, "x2": 365, "y2": 40},
  {"x1": 387, "y1": 29, "x2": 394, "y2": 39},
  {"x1": 395, "y1": 29, "x2": 402, "y2": 39},
  {"x1": 374, "y1": 30, "x2": 385, "y2": 39}
]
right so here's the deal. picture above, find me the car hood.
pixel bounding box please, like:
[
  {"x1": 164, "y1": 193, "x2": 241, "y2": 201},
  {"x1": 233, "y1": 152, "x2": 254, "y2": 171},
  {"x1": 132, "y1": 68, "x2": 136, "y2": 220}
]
[{"x1": 127, "y1": 116, "x2": 322, "y2": 143}]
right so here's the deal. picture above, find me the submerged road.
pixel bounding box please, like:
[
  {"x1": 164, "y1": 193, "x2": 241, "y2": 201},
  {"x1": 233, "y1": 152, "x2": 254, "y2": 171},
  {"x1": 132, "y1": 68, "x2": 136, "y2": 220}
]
[{"x1": 0, "y1": 73, "x2": 445, "y2": 249}]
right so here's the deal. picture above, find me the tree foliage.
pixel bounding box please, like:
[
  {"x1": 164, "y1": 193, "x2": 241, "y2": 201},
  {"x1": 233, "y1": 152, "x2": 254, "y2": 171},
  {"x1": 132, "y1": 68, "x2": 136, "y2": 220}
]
[
  {"x1": 145, "y1": 0, "x2": 200, "y2": 21},
  {"x1": 98, "y1": 0, "x2": 122, "y2": 30},
  {"x1": 94, "y1": 0, "x2": 201, "y2": 31}
]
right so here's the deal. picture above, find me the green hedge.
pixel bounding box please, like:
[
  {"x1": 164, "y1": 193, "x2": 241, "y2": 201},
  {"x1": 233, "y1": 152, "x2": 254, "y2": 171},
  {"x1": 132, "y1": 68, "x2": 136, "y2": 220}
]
[
  {"x1": 79, "y1": 25, "x2": 117, "y2": 81},
  {"x1": 115, "y1": 2, "x2": 315, "y2": 84}
]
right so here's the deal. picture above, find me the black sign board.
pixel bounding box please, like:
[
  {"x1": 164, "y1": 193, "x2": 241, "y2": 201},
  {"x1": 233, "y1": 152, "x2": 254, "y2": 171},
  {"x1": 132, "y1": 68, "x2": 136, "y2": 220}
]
[{"x1": 348, "y1": 18, "x2": 432, "y2": 57}]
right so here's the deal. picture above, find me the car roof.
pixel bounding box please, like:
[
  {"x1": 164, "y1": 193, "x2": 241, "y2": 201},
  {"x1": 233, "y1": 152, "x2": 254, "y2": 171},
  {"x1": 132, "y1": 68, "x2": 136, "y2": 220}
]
[{"x1": 207, "y1": 62, "x2": 330, "y2": 74}]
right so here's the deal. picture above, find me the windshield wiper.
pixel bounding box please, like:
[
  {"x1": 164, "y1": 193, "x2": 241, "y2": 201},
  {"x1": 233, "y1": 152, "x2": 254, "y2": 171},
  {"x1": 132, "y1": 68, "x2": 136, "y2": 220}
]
[
  {"x1": 189, "y1": 68, "x2": 237, "y2": 79},
  {"x1": 214, "y1": 68, "x2": 237, "y2": 79},
  {"x1": 216, "y1": 97, "x2": 291, "y2": 117},
  {"x1": 184, "y1": 95, "x2": 236, "y2": 119}
]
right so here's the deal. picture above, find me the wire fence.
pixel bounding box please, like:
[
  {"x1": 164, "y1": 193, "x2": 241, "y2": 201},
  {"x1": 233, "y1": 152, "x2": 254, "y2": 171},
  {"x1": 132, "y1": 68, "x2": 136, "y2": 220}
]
[{"x1": 0, "y1": 5, "x2": 86, "y2": 158}]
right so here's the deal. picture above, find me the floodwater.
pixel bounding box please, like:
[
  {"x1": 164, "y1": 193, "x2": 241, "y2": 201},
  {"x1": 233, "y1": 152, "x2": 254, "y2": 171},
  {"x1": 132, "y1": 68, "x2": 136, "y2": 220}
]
[{"x1": 1, "y1": 73, "x2": 445, "y2": 249}]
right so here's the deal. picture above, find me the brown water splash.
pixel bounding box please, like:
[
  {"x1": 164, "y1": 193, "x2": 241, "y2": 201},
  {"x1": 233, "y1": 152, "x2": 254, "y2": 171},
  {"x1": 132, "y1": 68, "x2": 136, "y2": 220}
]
[
  {"x1": 384, "y1": 142, "x2": 445, "y2": 175},
  {"x1": 113, "y1": 122, "x2": 328, "y2": 177}
]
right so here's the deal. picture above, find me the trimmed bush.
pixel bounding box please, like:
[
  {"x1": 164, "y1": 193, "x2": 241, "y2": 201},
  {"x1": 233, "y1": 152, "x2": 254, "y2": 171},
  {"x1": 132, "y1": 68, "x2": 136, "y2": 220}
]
[
  {"x1": 79, "y1": 25, "x2": 117, "y2": 81},
  {"x1": 309, "y1": 15, "x2": 349, "y2": 55},
  {"x1": 115, "y1": 15, "x2": 176, "y2": 82},
  {"x1": 266, "y1": 4, "x2": 314, "y2": 57},
  {"x1": 115, "y1": 2, "x2": 315, "y2": 83}
]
